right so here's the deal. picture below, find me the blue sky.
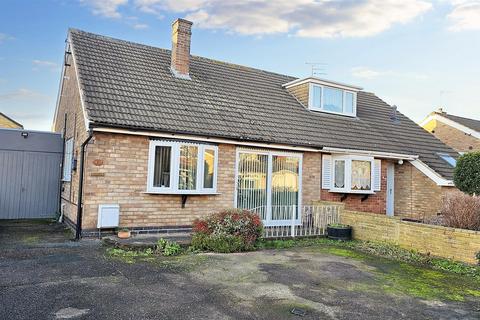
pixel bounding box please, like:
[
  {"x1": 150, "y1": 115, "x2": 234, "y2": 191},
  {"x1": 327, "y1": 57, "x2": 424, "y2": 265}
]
[{"x1": 0, "y1": 0, "x2": 479, "y2": 130}]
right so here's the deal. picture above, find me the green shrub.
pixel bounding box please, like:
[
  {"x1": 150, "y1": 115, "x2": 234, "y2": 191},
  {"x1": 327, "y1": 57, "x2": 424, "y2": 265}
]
[
  {"x1": 191, "y1": 209, "x2": 263, "y2": 253},
  {"x1": 191, "y1": 233, "x2": 245, "y2": 253},
  {"x1": 454, "y1": 151, "x2": 480, "y2": 195},
  {"x1": 156, "y1": 238, "x2": 182, "y2": 256}
]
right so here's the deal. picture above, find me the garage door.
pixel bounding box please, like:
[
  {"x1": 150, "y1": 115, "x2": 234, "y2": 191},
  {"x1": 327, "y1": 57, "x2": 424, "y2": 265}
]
[{"x1": 0, "y1": 129, "x2": 62, "y2": 219}]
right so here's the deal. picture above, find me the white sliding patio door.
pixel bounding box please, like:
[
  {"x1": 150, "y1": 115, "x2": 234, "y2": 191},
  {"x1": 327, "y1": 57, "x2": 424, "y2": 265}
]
[{"x1": 236, "y1": 150, "x2": 302, "y2": 226}]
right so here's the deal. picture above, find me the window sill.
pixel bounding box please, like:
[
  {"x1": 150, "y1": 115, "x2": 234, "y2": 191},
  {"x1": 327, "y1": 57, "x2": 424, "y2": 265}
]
[
  {"x1": 328, "y1": 190, "x2": 375, "y2": 195},
  {"x1": 309, "y1": 107, "x2": 356, "y2": 118},
  {"x1": 143, "y1": 191, "x2": 221, "y2": 195}
]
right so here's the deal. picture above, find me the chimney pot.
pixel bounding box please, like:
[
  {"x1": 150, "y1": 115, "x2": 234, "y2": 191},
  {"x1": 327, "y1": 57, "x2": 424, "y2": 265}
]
[{"x1": 171, "y1": 18, "x2": 193, "y2": 79}]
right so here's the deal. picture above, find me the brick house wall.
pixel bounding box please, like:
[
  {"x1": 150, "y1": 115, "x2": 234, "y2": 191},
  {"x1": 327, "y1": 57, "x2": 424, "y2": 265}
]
[
  {"x1": 0, "y1": 114, "x2": 22, "y2": 129},
  {"x1": 81, "y1": 133, "x2": 236, "y2": 230},
  {"x1": 53, "y1": 59, "x2": 89, "y2": 226},
  {"x1": 80, "y1": 134, "x2": 323, "y2": 230},
  {"x1": 286, "y1": 83, "x2": 309, "y2": 106},
  {"x1": 394, "y1": 161, "x2": 455, "y2": 219},
  {"x1": 424, "y1": 119, "x2": 480, "y2": 153},
  {"x1": 79, "y1": 135, "x2": 451, "y2": 229},
  {"x1": 320, "y1": 158, "x2": 389, "y2": 214}
]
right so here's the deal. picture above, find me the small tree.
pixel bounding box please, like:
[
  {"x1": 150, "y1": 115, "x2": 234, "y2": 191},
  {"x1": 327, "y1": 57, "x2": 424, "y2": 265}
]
[{"x1": 453, "y1": 151, "x2": 480, "y2": 195}]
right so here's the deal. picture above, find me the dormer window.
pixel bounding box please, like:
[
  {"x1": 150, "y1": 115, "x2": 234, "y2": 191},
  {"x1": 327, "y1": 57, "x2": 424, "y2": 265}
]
[
  {"x1": 309, "y1": 84, "x2": 357, "y2": 116},
  {"x1": 283, "y1": 77, "x2": 361, "y2": 117}
]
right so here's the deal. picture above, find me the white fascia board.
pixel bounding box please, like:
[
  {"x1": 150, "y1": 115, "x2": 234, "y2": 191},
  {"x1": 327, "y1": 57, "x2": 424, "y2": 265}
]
[
  {"x1": 322, "y1": 147, "x2": 417, "y2": 160},
  {"x1": 409, "y1": 159, "x2": 454, "y2": 186},
  {"x1": 283, "y1": 76, "x2": 363, "y2": 91},
  {"x1": 51, "y1": 44, "x2": 68, "y2": 131},
  {"x1": 92, "y1": 127, "x2": 321, "y2": 152},
  {"x1": 419, "y1": 114, "x2": 435, "y2": 128},
  {"x1": 69, "y1": 33, "x2": 91, "y2": 132},
  {"x1": 420, "y1": 114, "x2": 480, "y2": 139}
]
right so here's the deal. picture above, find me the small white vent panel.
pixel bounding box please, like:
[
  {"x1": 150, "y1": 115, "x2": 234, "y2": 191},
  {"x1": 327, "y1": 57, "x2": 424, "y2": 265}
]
[{"x1": 97, "y1": 204, "x2": 120, "y2": 228}]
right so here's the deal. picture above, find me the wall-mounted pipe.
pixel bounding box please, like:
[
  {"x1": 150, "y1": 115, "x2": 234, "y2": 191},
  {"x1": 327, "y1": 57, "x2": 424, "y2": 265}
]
[{"x1": 75, "y1": 130, "x2": 93, "y2": 240}]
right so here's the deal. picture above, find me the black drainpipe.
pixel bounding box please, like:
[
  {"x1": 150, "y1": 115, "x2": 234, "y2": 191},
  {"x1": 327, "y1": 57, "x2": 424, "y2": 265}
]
[{"x1": 75, "y1": 130, "x2": 93, "y2": 240}]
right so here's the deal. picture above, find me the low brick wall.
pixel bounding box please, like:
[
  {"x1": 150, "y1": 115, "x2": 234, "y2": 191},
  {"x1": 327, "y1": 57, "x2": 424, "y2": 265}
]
[{"x1": 340, "y1": 210, "x2": 480, "y2": 264}]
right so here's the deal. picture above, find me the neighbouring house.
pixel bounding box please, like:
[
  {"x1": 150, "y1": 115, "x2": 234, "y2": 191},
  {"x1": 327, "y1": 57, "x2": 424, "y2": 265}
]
[
  {"x1": 0, "y1": 112, "x2": 23, "y2": 129},
  {"x1": 421, "y1": 108, "x2": 480, "y2": 153},
  {"x1": 53, "y1": 19, "x2": 460, "y2": 237}
]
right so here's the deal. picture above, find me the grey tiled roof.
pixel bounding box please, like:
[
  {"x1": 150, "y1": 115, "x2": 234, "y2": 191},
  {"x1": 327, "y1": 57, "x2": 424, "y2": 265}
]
[
  {"x1": 441, "y1": 113, "x2": 480, "y2": 133},
  {"x1": 69, "y1": 29, "x2": 458, "y2": 180}
]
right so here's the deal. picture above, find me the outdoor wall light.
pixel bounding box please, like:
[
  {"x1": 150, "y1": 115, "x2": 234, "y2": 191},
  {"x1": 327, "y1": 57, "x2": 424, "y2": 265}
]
[
  {"x1": 21, "y1": 132, "x2": 28, "y2": 139},
  {"x1": 398, "y1": 159, "x2": 404, "y2": 165}
]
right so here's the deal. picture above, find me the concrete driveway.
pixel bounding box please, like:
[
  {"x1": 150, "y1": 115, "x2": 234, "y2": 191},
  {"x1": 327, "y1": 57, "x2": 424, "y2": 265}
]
[{"x1": 1, "y1": 220, "x2": 479, "y2": 320}]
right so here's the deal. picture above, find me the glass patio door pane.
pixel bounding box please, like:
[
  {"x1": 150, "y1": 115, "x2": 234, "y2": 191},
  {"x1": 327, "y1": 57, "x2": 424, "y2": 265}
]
[
  {"x1": 271, "y1": 155, "x2": 299, "y2": 221},
  {"x1": 236, "y1": 153, "x2": 268, "y2": 220}
]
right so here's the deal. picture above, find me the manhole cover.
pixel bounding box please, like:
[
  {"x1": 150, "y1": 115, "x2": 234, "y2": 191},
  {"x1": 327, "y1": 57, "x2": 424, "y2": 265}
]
[{"x1": 291, "y1": 308, "x2": 306, "y2": 317}]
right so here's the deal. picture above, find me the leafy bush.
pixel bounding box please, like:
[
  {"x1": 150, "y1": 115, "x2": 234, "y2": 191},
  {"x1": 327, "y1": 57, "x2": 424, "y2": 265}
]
[
  {"x1": 440, "y1": 192, "x2": 480, "y2": 231},
  {"x1": 191, "y1": 209, "x2": 263, "y2": 253},
  {"x1": 156, "y1": 238, "x2": 182, "y2": 256},
  {"x1": 454, "y1": 151, "x2": 480, "y2": 195}
]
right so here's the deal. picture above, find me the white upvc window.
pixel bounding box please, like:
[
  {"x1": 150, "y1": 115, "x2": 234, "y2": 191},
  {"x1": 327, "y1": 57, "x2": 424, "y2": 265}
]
[
  {"x1": 322, "y1": 154, "x2": 381, "y2": 194},
  {"x1": 62, "y1": 138, "x2": 74, "y2": 181},
  {"x1": 147, "y1": 140, "x2": 218, "y2": 194},
  {"x1": 308, "y1": 83, "x2": 357, "y2": 117}
]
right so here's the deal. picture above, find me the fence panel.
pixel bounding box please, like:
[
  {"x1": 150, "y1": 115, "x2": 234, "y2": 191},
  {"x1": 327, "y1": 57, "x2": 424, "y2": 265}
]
[{"x1": 254, "y1": 205, "x2": 340, "y2": 239}]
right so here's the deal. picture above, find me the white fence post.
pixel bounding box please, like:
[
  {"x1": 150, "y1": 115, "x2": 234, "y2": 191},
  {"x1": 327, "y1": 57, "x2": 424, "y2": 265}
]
[{"x1": 291, "y1": 205, "x2": 296, "y2": 238}]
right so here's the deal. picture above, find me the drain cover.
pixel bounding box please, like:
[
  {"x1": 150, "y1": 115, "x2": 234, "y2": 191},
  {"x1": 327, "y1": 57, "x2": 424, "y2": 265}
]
[{"x1": 291, "y1": 308, "x2": 306, "y2": 317}]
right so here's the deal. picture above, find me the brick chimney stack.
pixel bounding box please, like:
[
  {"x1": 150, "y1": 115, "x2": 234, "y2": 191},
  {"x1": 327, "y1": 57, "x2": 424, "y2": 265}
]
[{"x1": 171, "y1": 18, "x2": 193, "y2": 79}]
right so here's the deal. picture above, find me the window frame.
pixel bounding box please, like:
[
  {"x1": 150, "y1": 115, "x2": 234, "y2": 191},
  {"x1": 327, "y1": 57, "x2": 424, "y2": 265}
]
[
  {"x1": 147, "y1": 140, "x2": 218, "y2": 194},
  {"x1": 234, "y1": 148, "x2": 303, "y2": 227},
  {"x1": 308, "y1": 83, "x2": 357, "y2": 117},
  {"x1": 330, "y1": 155, "x2": 375, "y2": 194},
  {"x1": 62, "y1": 138, "x2": 74, "y2": 182}
]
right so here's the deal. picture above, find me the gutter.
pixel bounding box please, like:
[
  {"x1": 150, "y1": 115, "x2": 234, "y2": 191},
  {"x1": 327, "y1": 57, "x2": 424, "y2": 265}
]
[
  {"x1": 91, "y1": 126, "x2": 324, "y2": 152},
  {"x1": 75, "y1": 130, "x2": 93, "y2": 240},
  {"x1": 322, "y1": 147, "x2": 418, "y2": 160}
]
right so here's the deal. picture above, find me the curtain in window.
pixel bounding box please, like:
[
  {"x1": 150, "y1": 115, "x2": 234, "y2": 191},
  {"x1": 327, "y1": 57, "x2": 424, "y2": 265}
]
[
  {"x1": 351, "y1": 160, "x2": 371, "y2": 190},
  {"x1": 236, "y1": 153, "x2": 268, "y2": 220},
  {"x1": 334, "y1": 160, "x2": 345, "y2": 188},
  {"x1": 153, "y1": 146, "x2": 171, "y2": 187},
  {"x1": 203, "y1": 149, "x2": 215, "y2": 188},
  {"x1": 271, "y1": 156, "x2": 299, "y2": 221},
  {"x1": 178, "y1": 145, "x2": 198, "y2": 190},
  {"x1": 323, "y1": 87, "x2": 343, "y2": 112}
]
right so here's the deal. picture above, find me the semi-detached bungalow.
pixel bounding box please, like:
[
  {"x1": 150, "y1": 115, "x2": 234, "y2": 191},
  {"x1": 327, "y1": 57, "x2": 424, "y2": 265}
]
[{"x1": 53, "y1": 19, "x2": 459, "y2": 237}]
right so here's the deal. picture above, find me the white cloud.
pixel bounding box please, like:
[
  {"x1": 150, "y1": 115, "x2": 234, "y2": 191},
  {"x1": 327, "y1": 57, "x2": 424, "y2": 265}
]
[
  {"x1": 80, "y1": 0, "x2": 128, "y2": 18},
  {"x1": 0, "y1": 88, "x2": 51, "y2": 101},
  {"x1": 133, "y1": 0, "x2": 431, "y2": 37},
  {"x1": 351, "y1": 67, "x2": 383, "y2": 80},
  {"x1": 32, "y1": 60, "x2": 60, "y2": 72},
  {"x1": 0, "y1": 33, "x2": 14, "y2": 44},
  {"x1": 352, "y1": 66, "x2": 428, "y2": 80},
  {"x1": 447, "y1": 1, "x2": 480, "y2": 31},
  {"x1": 133, "y1": 23, "x2": 149, "y2": 29}
]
